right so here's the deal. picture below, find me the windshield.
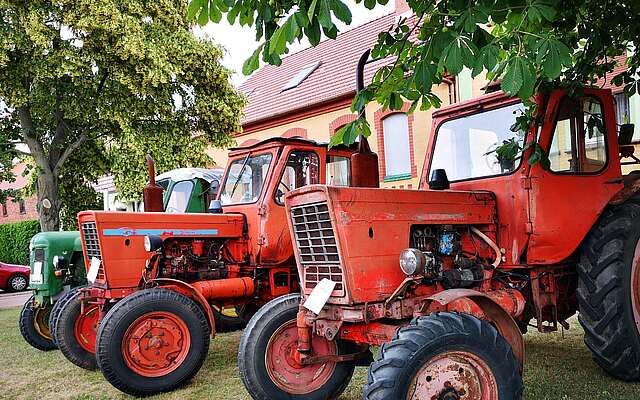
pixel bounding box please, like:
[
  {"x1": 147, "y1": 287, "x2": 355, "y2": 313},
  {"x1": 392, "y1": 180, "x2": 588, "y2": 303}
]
[
  {"x1": 430, "y1": 103, "x2": 526, "y2": 182},
  {"x1": 165, "y1": 180, "x2": 194, "y2": 213},
  {"x1": 220, "y1": 153, "x2": 273, "y2": 205}
]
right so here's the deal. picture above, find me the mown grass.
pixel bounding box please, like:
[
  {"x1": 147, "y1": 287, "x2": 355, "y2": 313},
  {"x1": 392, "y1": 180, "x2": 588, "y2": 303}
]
[{"x1": 0, "y1": 307, "x2": 638, "y2": 399}]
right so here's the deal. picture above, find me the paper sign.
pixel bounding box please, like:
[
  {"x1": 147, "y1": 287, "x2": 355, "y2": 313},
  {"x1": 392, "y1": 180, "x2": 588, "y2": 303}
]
[
  {"x1": 87, "y1": 257, "x2": 101, "y2": 283},
  {"x1": 30, "y1": 261, "x2": 43, "y2": 284},
  {"x1": 303, "y1": 278, "x2": 336, "y2": 315}
]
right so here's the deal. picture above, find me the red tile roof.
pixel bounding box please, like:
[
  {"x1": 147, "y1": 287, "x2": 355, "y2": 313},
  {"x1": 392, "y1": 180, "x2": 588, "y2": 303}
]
[{"x1": 238, "y1": 13, "x2": 398, "y2": 126}]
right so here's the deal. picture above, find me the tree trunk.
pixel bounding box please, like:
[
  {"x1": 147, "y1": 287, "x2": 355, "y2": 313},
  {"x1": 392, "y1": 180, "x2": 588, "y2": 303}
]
[{"x1": 36, "y1": 172, "x2": 60, "y2": 231}]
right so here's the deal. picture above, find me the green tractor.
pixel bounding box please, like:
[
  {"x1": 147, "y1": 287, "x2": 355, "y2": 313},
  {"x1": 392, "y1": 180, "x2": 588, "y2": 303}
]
[{"x1": 19, "y1": 167, "x2": 226, "y2": 351}]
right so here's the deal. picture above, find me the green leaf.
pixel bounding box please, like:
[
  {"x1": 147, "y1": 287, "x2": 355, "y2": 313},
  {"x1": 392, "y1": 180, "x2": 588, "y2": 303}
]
[
  {"x1": 308, "y1": 0, "x2": 319, "y2": 20},
  {"x1": 197, "y1": 2, "x2": 209, "y2": 25},
  {"x1": 318, "y1": 0, "x2": 333, "y2": 29},
  {"x1": 413, "y1": 61, "x2": 435, "y2": 94},
  {"x1": 187, "y1": 0, "x2": 205, "y2": 21},
  {"x1": 330, "y1": 0, "x2": 352, "y2": 24},
  {"x1": 209, "y1": 2, "x2": 222, "y2": 23},
  {"x1": 528, "y1": 1, "x2": 556, "y2": 23},
  {"x1": 243, "y1": 45, "x2": 263, "y2": 75},
  {"x1": 269, "y1": 16, "x2": 300, "y2": 55},
  {"x1": 501, "y1": 58, "x2": 524, "y2": 95},
  {"x1": 305, "y1": 20, "x2": 321, "y2": 46},
  {"x1": 364, "y1": 0, "x2": 377, "y2": 10}
]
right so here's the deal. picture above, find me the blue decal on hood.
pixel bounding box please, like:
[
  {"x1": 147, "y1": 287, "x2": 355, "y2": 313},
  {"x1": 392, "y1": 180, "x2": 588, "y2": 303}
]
[{"x1": 103, "y1": 228, "x2": 219, "y2": 237}]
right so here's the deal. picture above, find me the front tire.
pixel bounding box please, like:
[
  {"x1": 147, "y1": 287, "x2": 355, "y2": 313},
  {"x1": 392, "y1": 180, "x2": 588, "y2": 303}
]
[
  {"x1": 238, "y1": 294, "x2": 355, "y2": 400},
  {"x1": 577, "y1": 196, "x2": 640, "y2": 381},
  {"x1": 95, "y1": 288, "x2": 210, "y2": 396},
  {"x1": 364, "y1": 312, "x2": 523, "y2": 400},
  {"x1": 19, "y1": 295, "x2": 57, "y2": 351},
  {"x1": 53, "y1": 289, "x2": 99, "y2": 370}
]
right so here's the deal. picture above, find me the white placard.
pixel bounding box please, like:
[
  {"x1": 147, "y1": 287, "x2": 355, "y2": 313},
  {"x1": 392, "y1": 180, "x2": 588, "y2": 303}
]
[
  {"x1": 87, "y1": 257, "x2": 101, "y2": 283},
  {"x1": 30, "y1": 261, "x2": 43, "y2": 284},
  {"x1": 303, "y1": 278, "x2": 336, "y2": 315}
]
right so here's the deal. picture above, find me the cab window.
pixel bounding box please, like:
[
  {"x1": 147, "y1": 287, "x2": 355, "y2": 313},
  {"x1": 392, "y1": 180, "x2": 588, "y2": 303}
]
[
  {"x1": 220, "y1": 153, "x2": 273, "y2": 205},
  {"x1": 549, "y1": 97, "x2": 607, "y2": 173},
  {"x1": 165, "y1": 181, "x2": 193, "y2": 213},
  {"x1": 327, "y1": 156, "x2": 351, "y2": 187},
  {"x1": 275, "y1": 151, "x2": 320, "y2": 205},
  {"x1": 430, "y1": 103, "x2": 526, "y2": 181}
]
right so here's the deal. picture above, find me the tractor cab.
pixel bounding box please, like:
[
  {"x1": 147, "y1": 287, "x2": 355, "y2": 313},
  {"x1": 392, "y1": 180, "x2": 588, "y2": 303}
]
[
  {"x1": 156, "y1": 167, "x2": 223, "y2": 213},
  {"x1": 424, "y1": 88, "x2": 636, "y2": 266},
  {"x1": 217, "y1": 137, "x2": 359, "y2": 265}
]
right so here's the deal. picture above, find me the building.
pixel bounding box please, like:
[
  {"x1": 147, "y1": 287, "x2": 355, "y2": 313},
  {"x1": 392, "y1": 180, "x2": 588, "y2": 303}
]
[
  {"x1": 209, "y1": 0, "x2": 640, "y2": 185},
  {"x1": 0, "y1": 163, "x2": 38, "y2": 225}
]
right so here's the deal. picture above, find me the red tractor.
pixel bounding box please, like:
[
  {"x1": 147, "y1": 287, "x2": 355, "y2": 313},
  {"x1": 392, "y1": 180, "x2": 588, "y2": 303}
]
[
  {"x1": 60, "y1": 137, "x2": 378, "y2": 395},
  {"x1": 238, "y1": 87, "x2": 640, "y2": 399}
]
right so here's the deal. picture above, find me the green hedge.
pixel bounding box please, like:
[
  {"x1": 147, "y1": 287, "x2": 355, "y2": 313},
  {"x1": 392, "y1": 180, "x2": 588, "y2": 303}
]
[{"x1": 0, "y1": 220, "x2": 40, "y2": 265}]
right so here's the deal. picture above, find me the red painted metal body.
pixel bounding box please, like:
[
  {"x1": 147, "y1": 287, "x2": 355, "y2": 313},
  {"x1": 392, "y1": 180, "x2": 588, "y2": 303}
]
[
  {"x1": 76, "y1": 137, "x2": 365, "y2": 343},
  {"x1": 282, "y1": 89, "x2": 640, "y2": 374}
]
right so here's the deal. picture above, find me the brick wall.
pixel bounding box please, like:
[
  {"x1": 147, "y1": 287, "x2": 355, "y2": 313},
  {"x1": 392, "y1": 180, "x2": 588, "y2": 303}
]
[{"x1": 0, "y1": 195, "x2": 39, "y2": 225}]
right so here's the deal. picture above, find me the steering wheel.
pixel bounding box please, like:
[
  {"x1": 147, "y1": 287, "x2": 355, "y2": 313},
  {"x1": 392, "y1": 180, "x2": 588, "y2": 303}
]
[{"x1": 275, "y1": 182, "x2": 292, "y2": 204}]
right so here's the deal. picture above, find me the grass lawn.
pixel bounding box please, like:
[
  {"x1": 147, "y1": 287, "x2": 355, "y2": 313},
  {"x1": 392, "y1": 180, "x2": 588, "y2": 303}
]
[{"x1": 0, "y1": 306, "x2": 638, "y2": 399}]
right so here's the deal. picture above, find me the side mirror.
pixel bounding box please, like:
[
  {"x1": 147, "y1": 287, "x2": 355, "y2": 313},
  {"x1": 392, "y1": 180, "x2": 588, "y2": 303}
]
[
  {"x1": 429, "y1": 169, "x2": 450, "y2": 190},
  {"x1": 619, "y1": 124, "x2": 635, "y2": 145}
]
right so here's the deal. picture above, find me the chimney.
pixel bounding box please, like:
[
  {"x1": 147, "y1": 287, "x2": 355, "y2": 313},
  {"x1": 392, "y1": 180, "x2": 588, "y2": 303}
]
[{"x1": 395, "y1": 0, "x2": 411, "y2": 15}]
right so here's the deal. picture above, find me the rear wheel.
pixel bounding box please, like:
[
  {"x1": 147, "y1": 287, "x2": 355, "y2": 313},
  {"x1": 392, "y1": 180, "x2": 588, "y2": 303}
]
[
  {"x1": 364, "y1": 312, "x2": 522, "y2": 400},
  {"x1": 53, "y1": 290, "x2": 99, "y2": 370},
  {"x1": 8, "y1": 274, "x2": 28, "y2": 292},
  {"x1": 95, "y1": 288, "x2": 210, "y2": 396},
  {"x1": 238, "y1": 294, "x2": 355, "y2": 400},
  {"x1": 19, "y1": 295, "x2": 56, "y2": 351},
  {"x1": 578, "y1": 195, "x2": 640, "y2": 381}
]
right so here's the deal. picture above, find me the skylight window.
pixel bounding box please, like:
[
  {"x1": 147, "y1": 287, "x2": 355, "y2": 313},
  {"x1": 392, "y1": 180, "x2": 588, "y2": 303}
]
[{"x1": 282, "y1": 62, "x2": 321, "y2": 91}]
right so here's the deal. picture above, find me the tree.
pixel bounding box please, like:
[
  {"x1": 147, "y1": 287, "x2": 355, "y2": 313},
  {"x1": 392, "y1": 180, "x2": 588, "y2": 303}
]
[
  {"x1": 189, "y1": 0, "x2": 639, "y2": 148},
  {"x1": 0, "y1": 0, "x2": 245, "y2": 231}
]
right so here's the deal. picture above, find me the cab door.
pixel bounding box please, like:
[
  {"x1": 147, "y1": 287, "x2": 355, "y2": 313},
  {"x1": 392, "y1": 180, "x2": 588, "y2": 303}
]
[{"x1": 527, "y1": 89, "x2": 624, "y2": 264}]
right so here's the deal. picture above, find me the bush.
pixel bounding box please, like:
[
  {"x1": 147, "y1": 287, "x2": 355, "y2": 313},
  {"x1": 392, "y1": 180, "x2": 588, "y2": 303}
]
[{"x1": 0, "y1": 220, "x2": 40, "y2": 265}]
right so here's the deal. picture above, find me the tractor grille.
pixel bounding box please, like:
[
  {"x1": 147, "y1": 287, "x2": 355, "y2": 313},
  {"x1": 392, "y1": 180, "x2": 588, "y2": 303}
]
[
  {"x1": 81, "y1": 221, "x2": 106, "y2": 282},
  {"x1": 291, "y1": 202, "x2": 344, "y2": 295}
]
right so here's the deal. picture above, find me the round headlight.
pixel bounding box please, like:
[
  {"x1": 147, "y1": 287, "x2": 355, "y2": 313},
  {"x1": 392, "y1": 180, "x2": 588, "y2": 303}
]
[
  {"x1": 144, "y1": 235, "x2": 163, "y2": 252},
  {"x1": 399, "y1": 248, "x2": 426, "y2": 276}
]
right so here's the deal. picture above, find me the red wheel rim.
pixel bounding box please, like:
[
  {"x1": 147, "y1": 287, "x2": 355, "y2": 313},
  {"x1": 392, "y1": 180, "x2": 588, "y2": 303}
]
[
  {"x1": 121, "y1": 311, "x2": 191, "y2": 378},
  {"x1": 407, "y1": 351, "x2": 498, "y2": 400},
  {"x1": 265, "y1": 320, "x2": 337, "y2": 394},
  {"x1": 74, "y1": 305, "x2": 100, "y2": 353},
  {"x1": 632, "y1": 240, "x2": 640, "y2": 336}
]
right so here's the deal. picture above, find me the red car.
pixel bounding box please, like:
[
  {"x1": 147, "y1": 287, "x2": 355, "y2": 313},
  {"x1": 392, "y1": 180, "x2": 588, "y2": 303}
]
[{"x1": 0, "y1": 261, "x2": 30, "y2": 292}]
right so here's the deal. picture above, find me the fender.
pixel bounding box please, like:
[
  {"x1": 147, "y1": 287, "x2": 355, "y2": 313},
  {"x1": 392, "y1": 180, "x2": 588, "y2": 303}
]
[
  {"x1": 422, "y1": 288, "x2": 525, "y2": 371},
  {"x1": 149, "y1": 278, "x2": 216, "y2": 337},
  {"x1": 609, "y1": 174, "x2": 640, "y2": 205}
]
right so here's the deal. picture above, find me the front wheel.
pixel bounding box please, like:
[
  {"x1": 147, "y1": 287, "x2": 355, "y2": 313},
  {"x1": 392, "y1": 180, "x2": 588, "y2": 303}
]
[
  {"x1": 364, "y1": 312, "x2": 523, "y2": 400},
  {"x1": 95, "y1": 288, "x2": 210, "y2": 396},
  {"x1": 238, "y1": 294, "x2": 355, "y2": 400},
  {"x1": 19, "y1": 295, "x2": 56, "y2": 351},
  {"x1": 53, "y1": 289, "x2": 100, "y2": 370}
]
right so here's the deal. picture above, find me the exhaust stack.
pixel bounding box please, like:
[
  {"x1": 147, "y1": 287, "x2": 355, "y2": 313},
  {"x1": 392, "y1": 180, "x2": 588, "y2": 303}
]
[{"x1": 143, "y1": 155, "x2": 164, "y2": 212}]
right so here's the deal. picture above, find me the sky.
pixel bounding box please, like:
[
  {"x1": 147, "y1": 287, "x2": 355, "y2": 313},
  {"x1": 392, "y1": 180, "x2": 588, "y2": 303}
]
[{"x1": 194, "y1": 2, "x2": 396, "y2": 86}]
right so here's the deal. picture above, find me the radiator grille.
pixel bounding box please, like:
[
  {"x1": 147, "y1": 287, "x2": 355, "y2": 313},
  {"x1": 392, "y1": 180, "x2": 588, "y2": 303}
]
[
  {"x1": 291, "y1": 202, "x2": 344, "y2": 295},
  {"x1": 81, "y1": 221, "x2": 106, "y2": 282}
]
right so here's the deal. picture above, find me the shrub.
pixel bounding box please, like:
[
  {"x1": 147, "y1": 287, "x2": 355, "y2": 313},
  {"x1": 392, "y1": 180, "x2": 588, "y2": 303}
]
[{"x1": 0, "y1": 220, "x2": 40, "y2": 265}]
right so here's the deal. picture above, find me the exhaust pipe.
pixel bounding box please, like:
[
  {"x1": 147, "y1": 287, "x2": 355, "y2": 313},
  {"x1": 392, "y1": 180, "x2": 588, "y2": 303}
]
[{"x1": 143, "y1": 154, "x2": 164, "y2": 212}]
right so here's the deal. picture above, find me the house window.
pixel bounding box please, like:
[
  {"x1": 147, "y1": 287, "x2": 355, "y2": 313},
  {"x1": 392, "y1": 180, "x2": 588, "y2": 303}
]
[
  {"x1": 614, "y1": 92, "x2": 637, "y2": 141},
  {"x1": 282, "y1": 62, "x2": 321, "y2": 91},
  {"x1": 1, "y1": 204, "x2": 6, "y2": 217},
  {"x1": 382, "y1": 113, "x2": 412, "y2": 180},
  {"x1": 19, "y1": 200, "x2": 26, "y2": 214}
]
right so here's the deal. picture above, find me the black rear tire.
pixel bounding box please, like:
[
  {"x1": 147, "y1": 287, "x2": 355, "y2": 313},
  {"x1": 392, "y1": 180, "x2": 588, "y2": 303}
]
[
  {"x1": 95, "y1": 288, "x2": 210, "y2": 396},
  {"x1": 364, "y1": 312, "x2": 523, "y2": 400},
  {"x1": 53, "y1": 290, "x2": 98, "y2": 370},
  {"x1": 19, "y1": 295, "x2": 57, "y2": 351},
  {"x1": 48, "y1": 287, "x2": 82, "y2": 345},
  {"x1": 238, "y1": 294, "x2": 355, "y2": 400},
  {"x1": 577, "y1": 195, "x2": 640, "y2": 381}
]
